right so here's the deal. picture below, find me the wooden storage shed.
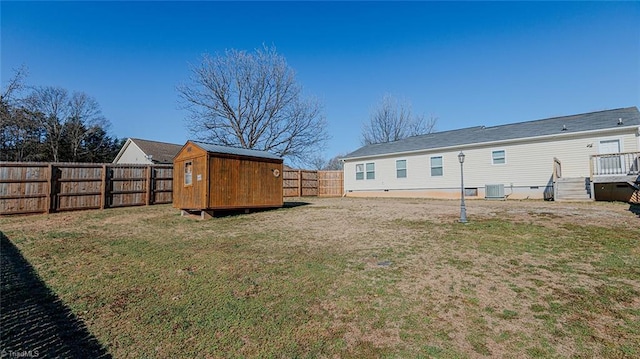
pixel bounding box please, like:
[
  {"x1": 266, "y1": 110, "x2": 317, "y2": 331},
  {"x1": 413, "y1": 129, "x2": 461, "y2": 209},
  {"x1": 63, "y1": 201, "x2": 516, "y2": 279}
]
[{"x1": 173, "y1": 141, "x2": 283, "y2": 217}]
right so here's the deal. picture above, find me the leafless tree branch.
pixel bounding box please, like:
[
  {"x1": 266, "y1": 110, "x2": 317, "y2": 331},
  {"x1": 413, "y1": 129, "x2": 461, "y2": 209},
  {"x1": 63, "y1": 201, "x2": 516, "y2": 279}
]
[
  {"x1": 361, "y1": 94, "x2": 437, "y2": 145},
  {"x1": 23, "y1": 87, "x2": 107, "y2": 162},
  {"x1": 178, "y1": 45, "x2": 329, "y2": 166}
]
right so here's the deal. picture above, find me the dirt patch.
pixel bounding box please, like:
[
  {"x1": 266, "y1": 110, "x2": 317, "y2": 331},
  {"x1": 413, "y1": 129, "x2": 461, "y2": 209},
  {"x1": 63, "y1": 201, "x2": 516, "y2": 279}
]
[{"x1": 268, "y1": 197, "x2": 639, "y2": 357}]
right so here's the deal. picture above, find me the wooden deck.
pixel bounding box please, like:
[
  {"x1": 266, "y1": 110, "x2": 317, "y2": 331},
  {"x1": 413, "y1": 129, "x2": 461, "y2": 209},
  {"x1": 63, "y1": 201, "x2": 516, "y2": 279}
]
[
  {"x1": 590, "y1": 151, "x2": 640, "y2": 177},
  {"x1": 588, "y1": 152, "x2": 640, "y2": 203}
]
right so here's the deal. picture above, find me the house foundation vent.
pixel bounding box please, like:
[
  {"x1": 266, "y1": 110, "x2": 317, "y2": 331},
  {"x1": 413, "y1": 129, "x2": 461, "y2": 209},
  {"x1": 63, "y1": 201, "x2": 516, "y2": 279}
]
[{"x1": 485, "y1": 184, "x2": 505, "y2": 200}]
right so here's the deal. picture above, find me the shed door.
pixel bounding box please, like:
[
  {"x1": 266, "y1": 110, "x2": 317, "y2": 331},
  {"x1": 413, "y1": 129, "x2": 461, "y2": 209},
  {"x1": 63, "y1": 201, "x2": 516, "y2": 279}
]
[{"x1": 598, "y1": 139, "x2": 622, "y2": 175}]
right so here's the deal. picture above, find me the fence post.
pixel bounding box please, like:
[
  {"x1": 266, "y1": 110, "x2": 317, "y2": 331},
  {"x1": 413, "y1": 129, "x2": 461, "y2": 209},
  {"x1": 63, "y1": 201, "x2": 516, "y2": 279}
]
[
  {"x1": 298, "y1": 170, "x2": 302, "y2": 197},
  {"x1": 100, "y1": 165, "x2": 108, "y2": 209},
  {"x1": 46, "y1": 164, "x2": 54, "y2": 213},
  {"x1": 145, "y1": 165, "x2": 153, "y2": 206}
]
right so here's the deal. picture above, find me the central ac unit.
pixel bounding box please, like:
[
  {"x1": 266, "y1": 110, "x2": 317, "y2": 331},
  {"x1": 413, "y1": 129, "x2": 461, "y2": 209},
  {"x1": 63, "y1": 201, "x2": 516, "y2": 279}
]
[{"x1": 485, "y1": 184, "x2": 505, "y2": 200}]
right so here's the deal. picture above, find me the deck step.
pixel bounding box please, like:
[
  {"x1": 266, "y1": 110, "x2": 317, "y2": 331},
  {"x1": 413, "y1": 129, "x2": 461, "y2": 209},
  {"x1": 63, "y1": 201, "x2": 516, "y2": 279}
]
[{"x1": 555, "y1": 177, "x2": 592, "y2": 201}]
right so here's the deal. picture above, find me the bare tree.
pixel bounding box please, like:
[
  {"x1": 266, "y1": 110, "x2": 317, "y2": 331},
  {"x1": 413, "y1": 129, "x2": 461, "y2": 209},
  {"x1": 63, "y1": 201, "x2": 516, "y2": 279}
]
[
  {"x1": 323, "y1": 153, "x2": 345, "y2": 170},
  {"x1": 309, "y1": 153, "x2": 345, "y2": 171},
  {"x1": 1, "y1": 66, "x2": 37, "y2": 161},
  {"x1": 361, "y1": 94, "x2": 437, "y2": 145},
  {"x1": 2, "y1": 68, "x2": 116, "y2": 162},
  {"x1": 24, "y1": 87, "x2": 107, "y2": 162},
  {"x1": 65, "y1": 92, "x2": 107, "y2": 161},
  {"x1": 24, "y1": 87, "x2": 69, "y2": 162},
  {"x1": 178, "y1": 45, "x2": 329, "y2": 166},
  {"x1": 309, "y1": 156, "x2": 328, "y2": 171},
  {"x1": 1, "y1": 65, "x2": 28, "y2": 103}
]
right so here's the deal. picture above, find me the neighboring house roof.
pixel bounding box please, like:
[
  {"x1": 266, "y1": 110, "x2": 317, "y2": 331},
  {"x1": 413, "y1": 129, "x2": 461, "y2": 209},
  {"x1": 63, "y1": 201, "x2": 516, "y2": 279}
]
[
  {"x1": 133, "y1": 138, "x2": 183, "y2": 163},
  {"x1": 344, "y1": 107, "x2": 640, "y2": 160},
  {"x1": 191, "y1": 141, "x2": 283, "y2": 161},
  {"x1": 113, "y1": 138, "x2": 182, "y2": 164}
]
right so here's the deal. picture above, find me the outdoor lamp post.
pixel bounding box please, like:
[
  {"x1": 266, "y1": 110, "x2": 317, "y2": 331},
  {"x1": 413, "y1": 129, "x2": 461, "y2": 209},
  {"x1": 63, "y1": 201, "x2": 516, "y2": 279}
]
[{"x1": 458, "y1": 151, "x2": 468, "y2": 223}]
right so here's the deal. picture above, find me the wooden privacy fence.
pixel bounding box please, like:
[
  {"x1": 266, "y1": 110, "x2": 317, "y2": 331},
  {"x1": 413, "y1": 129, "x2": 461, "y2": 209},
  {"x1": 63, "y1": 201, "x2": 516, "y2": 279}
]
[
  {"x1": 283, "y1": 170, "x2": 317, "y2": 197},
  {"x1": 0, "y1": 163, "x2": 343, "y2": 215},
  {"x1": 317, "y1": 171, "x2": 344, "y2": 197},
  {"x1": 0, "y1": 162, "x2": 173, "y2": 215},
  {"x1": 282, "y1": 170, "x2": 344, "y2": 197}
]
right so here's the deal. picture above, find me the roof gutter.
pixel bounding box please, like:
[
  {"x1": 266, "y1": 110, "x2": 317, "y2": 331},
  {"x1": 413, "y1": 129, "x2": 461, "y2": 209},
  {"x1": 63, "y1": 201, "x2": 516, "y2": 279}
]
[{"x1": 341, "y1": 124, "x2": 640, "y2": 162}]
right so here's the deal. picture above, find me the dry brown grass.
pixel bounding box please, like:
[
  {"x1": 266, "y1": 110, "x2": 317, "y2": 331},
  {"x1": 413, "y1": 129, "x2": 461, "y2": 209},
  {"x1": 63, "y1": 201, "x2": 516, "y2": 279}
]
[{"x1": 1, "y1": 197, "x2": 639, "y2": 358}]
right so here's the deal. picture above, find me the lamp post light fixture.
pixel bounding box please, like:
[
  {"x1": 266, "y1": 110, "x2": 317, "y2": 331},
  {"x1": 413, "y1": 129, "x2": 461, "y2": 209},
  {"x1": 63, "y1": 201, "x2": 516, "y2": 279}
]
[{"x1": 458, "y1": 151, "x2": 468, "y2": 223}]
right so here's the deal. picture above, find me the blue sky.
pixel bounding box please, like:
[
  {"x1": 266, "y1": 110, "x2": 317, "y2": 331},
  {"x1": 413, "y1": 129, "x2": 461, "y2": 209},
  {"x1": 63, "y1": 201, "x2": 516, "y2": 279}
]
[{"x1": 2, "y1": 1, "x2": 639, "y2": 161}]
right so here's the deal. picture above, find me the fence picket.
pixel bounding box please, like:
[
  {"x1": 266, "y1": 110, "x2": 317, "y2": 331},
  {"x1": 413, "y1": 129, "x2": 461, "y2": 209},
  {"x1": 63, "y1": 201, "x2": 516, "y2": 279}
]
[
  {"x1": 0, "y1": 163, "x2": 344, "y2": 215},
  {"x1": 0, "y1": 162, "x2": 173, "y2": 215}
]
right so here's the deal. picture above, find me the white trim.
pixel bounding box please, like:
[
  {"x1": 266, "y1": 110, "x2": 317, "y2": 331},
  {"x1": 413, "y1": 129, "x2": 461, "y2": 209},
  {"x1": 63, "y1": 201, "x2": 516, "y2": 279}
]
[
  {"x1": 429, "y1": 155, "x2": 443, "y2": 177},
  {"x1": 597, "y1": 136, "x2": 623, "y2": 154},
  {"x1": 355, "y1": 163, "x2": 364, "y2": 180},
  {"x1": 365, "y1": 162, "x2": 375, "y2": 180},
  {"x1": 184, "y1": 160, "x2": 193, "y2": 186},
  {"x1": 396, "y1": 159, "x2": 407, "y2": 179},
  {"x1": 112, "y1": 138, "x2": 134, "y2": 163},
  {"x1": 491, "y1": 149, "x2": 507, "y2": 165},
  {"x1": 342, "y1": 125, "x2": 638, "y2": 162},
  {"x1": 112, "y1": 138, "x2": 154, "y2": 164}
]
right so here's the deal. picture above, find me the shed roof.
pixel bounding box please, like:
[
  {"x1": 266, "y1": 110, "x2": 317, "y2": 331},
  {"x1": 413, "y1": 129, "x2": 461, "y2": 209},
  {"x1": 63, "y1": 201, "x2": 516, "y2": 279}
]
[
  {"x1": 343, "y1": 107, "x2": 640, "y2": 160},
  {"x1": 191, "y1": 141, "x2": 283, "y2": 161}
]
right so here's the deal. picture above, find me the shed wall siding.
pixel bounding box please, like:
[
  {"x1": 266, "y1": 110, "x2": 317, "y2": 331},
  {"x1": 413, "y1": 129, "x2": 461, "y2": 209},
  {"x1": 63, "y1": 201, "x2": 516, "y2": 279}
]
[
  {"x1": 173, "y1": 141, "x2": 283, "y2": 211},
  {"x1": 208, "y1": 157, "x2": 283, "y2": 209},
  {"x1": 173, "y1": 144, "x2": 209, "y2": 209},
  {"x1": 173, "y1": 155, "x2": 208, "y2": 209},
  {"x1": 344, "y1": 130, "x2": 639, "y2": 199}
]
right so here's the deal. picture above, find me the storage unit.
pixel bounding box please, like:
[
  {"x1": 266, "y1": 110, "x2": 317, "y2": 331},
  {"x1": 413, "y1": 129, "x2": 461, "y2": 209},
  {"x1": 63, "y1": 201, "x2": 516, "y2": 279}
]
[{"x1": 173, "y1": 141, "x2": 283, "y2": 217}]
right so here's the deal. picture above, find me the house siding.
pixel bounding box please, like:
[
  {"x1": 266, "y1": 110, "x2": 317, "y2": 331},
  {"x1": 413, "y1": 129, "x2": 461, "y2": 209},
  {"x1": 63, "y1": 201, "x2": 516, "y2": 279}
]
[
  {"x1": 114, "y1": 142, "x2": 153, "y2": 164},
  {"x1": 344, "y1": 128, "x2": 639, "y2": 200}
]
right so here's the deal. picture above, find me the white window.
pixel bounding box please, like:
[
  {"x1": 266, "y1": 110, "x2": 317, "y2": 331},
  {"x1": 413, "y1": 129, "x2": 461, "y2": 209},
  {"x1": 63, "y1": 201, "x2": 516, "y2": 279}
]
[
  {"x1": 355, "y1": 164, "x2": 364, "y2": 180},
  {"x1": 366, "y1": 162, "x2": 375, "y2": 180},
  {"x1": 492, "y1": 150, "x2": 506, "y2": 165},
  {"x1": 184, "y1": 161, "x2": 193, "y2": 186},
  {"x1": 430, "y1": 156, "x2": 443, "y2": 176},
  {"x1": 396, "y1": 160, "x2": 407, "y2": 178}
]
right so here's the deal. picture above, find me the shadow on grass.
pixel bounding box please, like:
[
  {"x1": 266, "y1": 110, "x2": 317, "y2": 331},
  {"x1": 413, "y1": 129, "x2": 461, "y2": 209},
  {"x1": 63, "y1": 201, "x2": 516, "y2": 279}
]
[
  {"x1": 283, "y1": 201, "x2": 311, "y2": 209},
  {"x1": 0, "y1": 232, "x2": 111, "y2": 358},
  {"x1": 630, "y1": 204, "x2": 640, "y2": 217},
  {"x1": 181, "y1": 201, "x2": 312, "y2": 219}
]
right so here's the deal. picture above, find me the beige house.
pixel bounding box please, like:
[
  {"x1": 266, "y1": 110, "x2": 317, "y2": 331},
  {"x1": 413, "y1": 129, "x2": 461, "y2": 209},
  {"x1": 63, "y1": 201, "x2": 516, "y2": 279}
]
[
  {"x1": 342, "y1": 107, "x2": 640, "y2": 201},
  {"x1": 112, "y1": 138, "x2": 182, "y2": 165}
]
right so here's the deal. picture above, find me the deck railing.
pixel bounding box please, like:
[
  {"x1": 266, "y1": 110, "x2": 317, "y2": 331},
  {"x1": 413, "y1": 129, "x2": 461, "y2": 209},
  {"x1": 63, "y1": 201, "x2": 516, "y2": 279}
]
[{"x1": 590, "y1": 152, "x2": 640, "y2": 176}]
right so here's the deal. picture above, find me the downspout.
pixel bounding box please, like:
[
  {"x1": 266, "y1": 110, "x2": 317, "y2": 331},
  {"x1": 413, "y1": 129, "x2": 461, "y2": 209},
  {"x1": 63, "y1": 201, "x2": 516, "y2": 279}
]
[{"x1": 588, "y1": 155, "x2": 595, "y2": 200}]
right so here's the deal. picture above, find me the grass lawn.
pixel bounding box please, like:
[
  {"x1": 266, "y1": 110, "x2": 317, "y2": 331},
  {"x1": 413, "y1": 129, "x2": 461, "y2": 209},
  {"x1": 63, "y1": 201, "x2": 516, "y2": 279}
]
[{"x1": 1, "y1": 197, "x2": 639, "y2": 358}]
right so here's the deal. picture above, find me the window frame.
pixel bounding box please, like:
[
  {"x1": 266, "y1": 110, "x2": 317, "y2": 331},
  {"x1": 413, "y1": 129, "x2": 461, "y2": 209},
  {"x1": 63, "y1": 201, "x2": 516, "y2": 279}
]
[
  {"x1": 396, "y1": 159, "x2": 407, "y2": 179},
  {"x1": 184, "y1": 161, "x2": 193, "y2": 186},
  {"x1": 492, "y1": 150, "x2": 506, "y2": 165},
  {"x1": 430, "y1": 156, "x2": 443, "y2": 177},
  {"x1": 355, "y1": 163, "x2": 364, "y2": 180},
  {"x1": 365, "y1": 162, "x2": 375, "y2": 180}
]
